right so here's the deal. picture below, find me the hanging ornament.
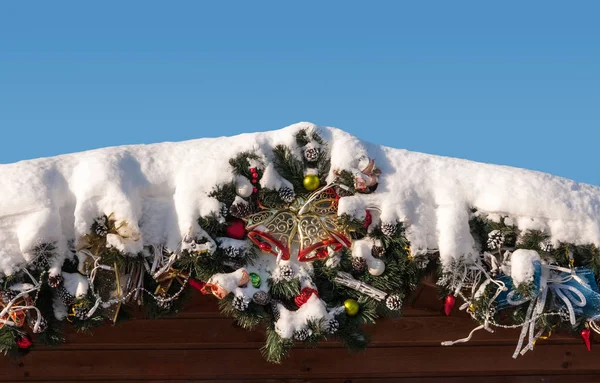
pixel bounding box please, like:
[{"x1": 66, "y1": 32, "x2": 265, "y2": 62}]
[
  {"x1": 303, "y1": 174, "x2": 320, "y2": 191},
  {"x1": 249, "y1": 273, "x2": 262, "y2": 288},
  {"x1": 344, "y1": 298, "x2": 360, "y2": 316},
  {"x1": 444, "y1": 295, "x2": 456, "y2": 316},
  {"x1": 244, "y1": 187, "x2": 351, "y2": 262},
  {"x1": 386, "y1": 294, "x2": 403, "y2": 311},
  {"x1": 294, "y1": 287, "x2": 319, "y2": 308},
  {"x1": 581, "y1": 327, "x2": 591, "y2": 351},
  {"x1": 278, "y1": 187, "x2": 296, "y2": 203},
  {"x1": 225, "y1": 219, "x2": 247, "y2": 240},
  {"x1": 252, "y1": 290, "x2": 271, "y2": 305},
  {"x1": 367, "y1": 258, "x2": 386, "y2": 276}
]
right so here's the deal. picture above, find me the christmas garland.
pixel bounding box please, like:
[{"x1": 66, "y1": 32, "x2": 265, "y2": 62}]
[{"x1": 0, "y1": 127, "x2": 598, "y2": 362}]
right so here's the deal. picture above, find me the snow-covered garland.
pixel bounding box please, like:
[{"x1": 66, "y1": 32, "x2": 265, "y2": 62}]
[
  {"x1": 1, "y1": 127, "x2": 598, "y2": 362},
  {"x1": 438, "y1": 213, "x2": 600, "y2": 357},
  {"x1": 0, "y1": 128, "x2": 424, "y2": 362}
]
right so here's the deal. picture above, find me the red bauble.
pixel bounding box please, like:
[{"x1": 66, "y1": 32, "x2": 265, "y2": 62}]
[
  {"x1": 226, "y1": 219, "x2": 247, "y2": 240},
  {"x1": 581, "y1": 327, "x2": 592, "y2": 351},
  {"x1": 294, "y1": 287, "x2": 319, "y2": 308},
  {"x1": 250, "y1": 167, "x2": 256, "y2": 173},
  {"x1": 252, "y1": 172, "x2": 258, "y2": 179},
  {"x1": 364, "y1": 210, "x2": 372, "y2": 229},
  {"x1": 259, "y1": 242, "x2": 272, "y2": 252},
  {"x1": 188, "y1": 278, "x2": 206, "y2": 292},
  {"x1": 16, "y1": 336, "x2": 32, "y2": 349},
  {"x1": 252, "y1": 187, "x2": 258, "y2": 194},
  {"x1": 444, "y1": 295, "x2": 456, "y2": 316}
]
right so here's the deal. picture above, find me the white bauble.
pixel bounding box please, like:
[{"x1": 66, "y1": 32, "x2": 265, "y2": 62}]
[
  {"x1": 235, "y1": 175, "x2": 253, "y2": 198},
  {"x1": 367, "y1": 258, "x2": 385, "y2": 276}
]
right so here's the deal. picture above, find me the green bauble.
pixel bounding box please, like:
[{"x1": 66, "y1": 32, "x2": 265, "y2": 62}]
[
  {"x1": 249, "y1": 273, "x2": 261, "y2": 288},
  {"x1": 344, "y1": 298, "x2": 360, "y2": 316},
  {"x1": 303, "y1": 174, "x2": 320, "y2": 191}
]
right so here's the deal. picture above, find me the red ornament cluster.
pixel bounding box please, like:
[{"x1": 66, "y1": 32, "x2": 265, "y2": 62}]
[
  {"x1": 294, "y1": 287, "x2": 319, "y2": 308},
  {"x1": 250, "y1": 167, "x2": 259, "y2": 194}
]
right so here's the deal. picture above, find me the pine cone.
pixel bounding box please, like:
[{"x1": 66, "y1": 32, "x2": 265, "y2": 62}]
[
  {"x1": 92, "y1": 216, "x2": 109, "y2": 237},
  {"x1": 72, "y1": 305, "x2": 88, "y2": 320},
  {"x1": 28, "y1": 315, "x2": 48, "y2": 334},
  {"x1": 279, "y1": 264, "x2": 295, "y2": 281},
  {"x1": 381, "y1": 223, "x2": 397, "y2": 237},
  {"x1": 304, "y1": 147, "x2": 320, "y2": 162},
  {"x1": 539, "y1": 240, "x2": 554, "y2": 252},
  {"x1": 293, "y1": 328, "x2": 311, "y2": 341},
  {"x1": 386, "y1": 294, "x2": 403, "y2": 311},
  {"x1": 352, "y1": 257, "x2": 367, "y2": 273},
  {"x1": 48, "y1": 274, "x2": 63, "y2": 288},
  {"x1": 324, "y1": 318, "x2": 339, "y2": 334},
  {"x1": 225, "y1": 246, "x2": 242, "y2": 258},
  {"x1": 372, "y1": 246, "x2": 385, "y2": 257},
  {"x1": 57, "y1": 286, "x2": 75, "y2": 306},
  {"x1": 230, "y1": 202, "x2": 252, "y2": 219},
  {"x1": 232, "y1": 295, "x2": 249, "y2": 311},
  {"x1": 487, "y1": 230, "x2": 505, "y2": 250},
  {"x1": 278, "y1": 187, "x2": 296, "y2": 203},
  {"x1": 219, "y1": 203, "x2": 229, "y2": 218},
  {"x1": 0, "y1": 290, "x2": 16, "y2": 304}
]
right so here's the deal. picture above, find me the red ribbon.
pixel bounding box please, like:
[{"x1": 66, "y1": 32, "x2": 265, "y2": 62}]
[{"x1": 294, "y1": 287, "x2": 319, "y2": 308}]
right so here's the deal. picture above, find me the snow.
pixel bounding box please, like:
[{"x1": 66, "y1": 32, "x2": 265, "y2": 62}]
[
  {"x1": 509, "y1": 249, "x2": 541, "y2": 287},
  {"x1": 0, "y1": 122, "x2": 599, "y2": 275},
  {"x1": 274, "y1": 294, "x2": 338, "y2": 339}
]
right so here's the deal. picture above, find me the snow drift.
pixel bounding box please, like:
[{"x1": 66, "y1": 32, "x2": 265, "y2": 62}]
[{"x1": 1, "y1": 122, "x2": 599, "y2": 275}]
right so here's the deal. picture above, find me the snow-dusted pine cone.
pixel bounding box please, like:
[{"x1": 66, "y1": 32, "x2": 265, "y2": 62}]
[
  {"x1": 487, "y1": 230, "x2": 505, "y2": 250},
  {"x1": 304, "y1": 147, "x2": 320, "y2": 162},
  {"x1": 279, "y1": 264, "x2": 295, "y2": 281},
  {"x1": 93, "y1": 216, "x2": 109, "y2": 237},
  {"x1": 372, "y1": 246, "x2": 385, "y2": 257},
  {"x1": 352, "y1": 257, "x2": 367, "y2": 273},
  {"x1": 57, "y1": 286, "x2": 75, "y2": 306},
  {"x1": 278, "y1": 187, "x2": 296, "y2": 203},
  {"x1": 225, "y1": 246, "x2": 242, "y2": 258},
  {"x1": 232, "y1": 295, "x2": 249, "y2": 311},
  {"x1": 293, "y1": 328, "x2": 311, "y2": 341},
  {"x1": 252, "y1": 290, "x2": 271, "y2": 306},
  {"x1": 386, "y1": 294, "x2": 403, "y2": 311},
  {"x1": 219, "y1": 203, "x2": 229, "y2": 218},
  {"x1": 230, "y1": 202, "x2": 252, "y2": 219},
  {"x1": 157, "y1": 299, "x2": 172, "y2": 310},
  {"x1": 539, "y1": 240, "x2": 554, "y2": 252},
  {"x1": 324, "y1": 318, "x2": 339, "y2": 334},
  {"x1": 29, "y1": 315, "x2": 48, "y2": 333},
  {"x1": 48, "y1": 274, "x2": 63, "y2": 288},
  {"x1": 381, "y1": 223, "x2": 397, "y2": 237},
  {"x1": 1, "y1": 290, "x2": 16, "y2": 303},
  {"x1": 72, "y1": 305, "x2": 88, "y2": 320}
]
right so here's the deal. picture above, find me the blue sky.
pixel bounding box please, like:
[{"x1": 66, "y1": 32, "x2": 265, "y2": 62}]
[{"x1": 1, "y1": 1, "x2": 598, "y2": 185}]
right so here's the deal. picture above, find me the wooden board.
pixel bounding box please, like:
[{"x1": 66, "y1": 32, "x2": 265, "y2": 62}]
[{"x1": 0, "y1": 283, "x2": 597, "y2": 382}]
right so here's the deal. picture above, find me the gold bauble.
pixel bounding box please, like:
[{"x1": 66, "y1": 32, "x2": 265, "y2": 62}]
[
  {"x1": 303, "y1": 174, "x2": 321, "y2": 191},
  {"x1": 344, "y1": 298, "x2": 360, "y2": 316}
]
